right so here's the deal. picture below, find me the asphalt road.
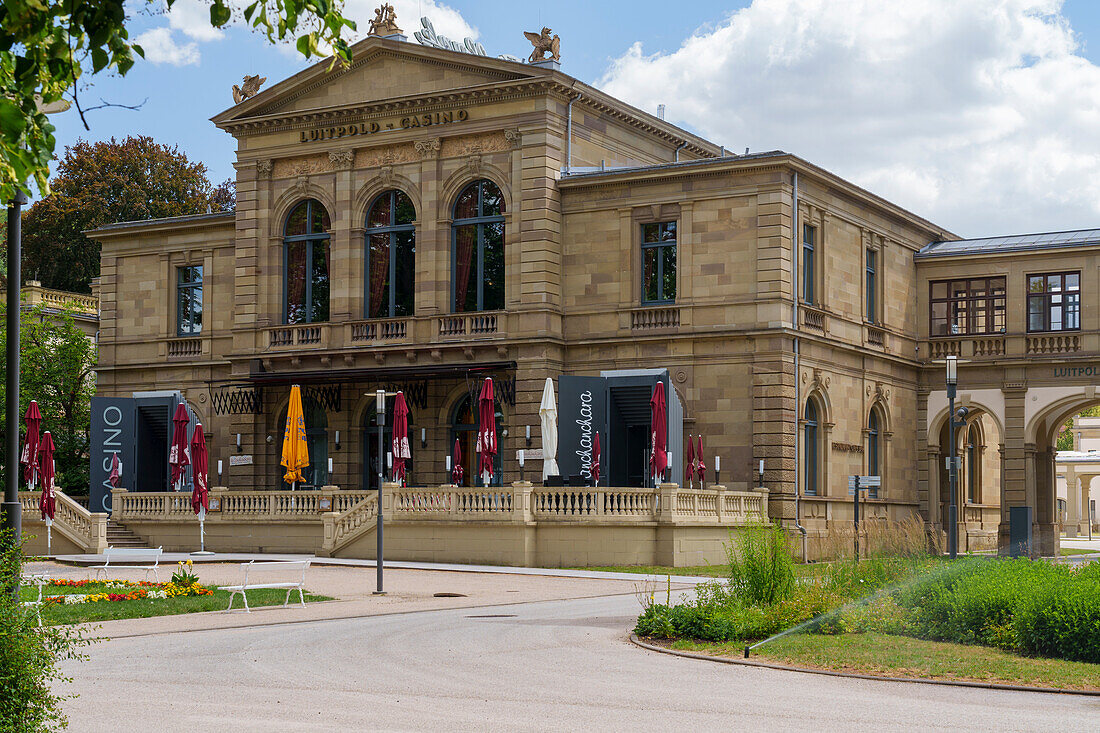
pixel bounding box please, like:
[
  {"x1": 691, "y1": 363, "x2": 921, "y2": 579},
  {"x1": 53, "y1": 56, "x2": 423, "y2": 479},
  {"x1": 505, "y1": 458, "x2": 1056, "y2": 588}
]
[{"x1": 60, "y1": 592, "x2": 1099, "y2": 732}]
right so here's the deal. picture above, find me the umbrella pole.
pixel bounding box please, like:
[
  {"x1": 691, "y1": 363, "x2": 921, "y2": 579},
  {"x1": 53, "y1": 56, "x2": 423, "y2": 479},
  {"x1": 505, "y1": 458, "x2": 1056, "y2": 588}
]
[{"x1": 46, "y1": 520, "x2": 51, "y2": 557}]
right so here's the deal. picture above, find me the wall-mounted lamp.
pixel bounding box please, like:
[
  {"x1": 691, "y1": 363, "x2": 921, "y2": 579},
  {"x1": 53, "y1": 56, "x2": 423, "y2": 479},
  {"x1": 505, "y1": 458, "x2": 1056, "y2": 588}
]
[
  {"x1": 518, "y1": 449, "x2": 525, "y2": 482},
  {"x1": 714, "y1": 455, "x2": 721, "y2": 485},
  {"x1": 525, "y1": 425, "x2": 532, "y2": 447},
  {"x1": 334, "y1": 430, "x2": 342, "y2": 451},
  {"x1": 328, "y1": 457, "x2": 333, "y2": 477},
  {"x1": 236, "y1": 433, "x2": 242, "y2": 452},
  {"x1": 217, "y1": 460, "x2": 223, "y2": 481},
  {"x1": 502, "y1": 428, "x2": 509, "y2": 438},
  {"x1": 421, "y1": 427, "x2": 427, "y2": 449},
  {"x1": 266, "y1": 435, "x2": 273, "y2": 444}
]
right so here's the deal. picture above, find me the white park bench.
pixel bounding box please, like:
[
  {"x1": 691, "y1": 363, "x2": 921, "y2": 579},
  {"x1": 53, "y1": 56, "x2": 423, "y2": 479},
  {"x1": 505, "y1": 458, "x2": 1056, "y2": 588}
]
[
  {"x1": 90, "y1": 547, "x2": 164, "y2": 582},
  {"x1": 21, "y1": 572, "x2": 50, "y2": 627},
  {"x1": 223, "y1": 560, "x2": 311, "y2": 612}
]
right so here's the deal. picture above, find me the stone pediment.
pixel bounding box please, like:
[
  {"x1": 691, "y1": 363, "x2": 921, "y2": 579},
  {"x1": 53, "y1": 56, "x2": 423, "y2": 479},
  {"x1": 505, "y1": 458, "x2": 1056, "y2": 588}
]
[{"x1": 212, "y1": 36, "x2": 544, "y2": 132}]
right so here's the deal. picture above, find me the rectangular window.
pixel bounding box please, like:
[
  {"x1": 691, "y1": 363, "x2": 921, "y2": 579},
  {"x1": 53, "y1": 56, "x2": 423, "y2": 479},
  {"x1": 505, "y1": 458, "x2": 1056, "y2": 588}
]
[
  {"x1": 1027, "y1": 271, "x2": 1080, "y2": 332},
  {"x1": 176, "y1": 265, "x2": 203, "y2": 336},
  {"x1": 286, "y1": 240, "x2": 329, "y2": 324},
  {"x1": 866, "y1": 249, "x2": 876, "y2": 323},
  {"x1": 802, "y1": 224, "x2": 815, "y2": 303},
  {"x1": 641, "y1": 221, "x2": 677, "y2": 304},
  {"x1": 928, "y1": 276, "x2": 1006, "y2": 336}
]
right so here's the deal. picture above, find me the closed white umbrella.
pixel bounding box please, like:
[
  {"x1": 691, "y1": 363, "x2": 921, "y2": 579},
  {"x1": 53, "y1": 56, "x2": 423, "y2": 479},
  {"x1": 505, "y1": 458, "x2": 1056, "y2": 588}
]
[{"x1": 539, "y1": 377, "x2": 559, "y2": 481}]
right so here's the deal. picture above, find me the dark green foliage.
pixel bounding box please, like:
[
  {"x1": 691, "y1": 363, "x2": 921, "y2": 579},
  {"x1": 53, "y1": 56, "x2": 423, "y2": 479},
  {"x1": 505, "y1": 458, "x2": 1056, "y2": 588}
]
[
  {"x1": 0, "y1": 531, "x2": 91, "y2": 732},
  {"x1": 725, "y1": 523, "x2": 796, "y2": 606}
]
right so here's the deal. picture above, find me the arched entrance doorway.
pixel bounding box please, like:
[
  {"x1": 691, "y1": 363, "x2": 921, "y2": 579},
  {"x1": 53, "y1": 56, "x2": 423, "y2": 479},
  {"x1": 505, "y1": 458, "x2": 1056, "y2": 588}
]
[
  {"x1": 361, "y1": 401, "x2": 414, "y2": 491},
  {"x1": 275, "y1": 398, "x2": 328, "y2": 489},
  {"x1": 932, "y1": 409, "x2": 1002, "y2": 553},
  {"x1": 449, "y1": 395, "x2": 502, "y2": 487}
]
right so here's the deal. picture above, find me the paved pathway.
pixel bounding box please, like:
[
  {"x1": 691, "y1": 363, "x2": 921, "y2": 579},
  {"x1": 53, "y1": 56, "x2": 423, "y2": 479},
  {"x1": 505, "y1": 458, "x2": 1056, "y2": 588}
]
[{"x1": 57, "y1": 575, "x2": 1097, "y2": 731}]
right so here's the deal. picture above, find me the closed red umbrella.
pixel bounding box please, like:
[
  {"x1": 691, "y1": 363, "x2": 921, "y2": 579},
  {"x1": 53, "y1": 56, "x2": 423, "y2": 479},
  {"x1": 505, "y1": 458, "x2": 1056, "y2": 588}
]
[
  {"x1": 392, "y1": 392, "x2": 410, "y2": 484},
  {"x1": 38, "y1": 431, "x2": 56, "y2": 555},
  {"x1": 190, "y1": 425, "x2": 209, "y2": 515},
  {"x1": 38, "y1": 431, "x2": 56, "y2": 522},
  {"x1": 476, "y1": 378, "x2": 496, "y2": 486},
  {"x1": 109, "y1": 453, "x2": 122, "y2": 488},
  {"x1": 650, "y1": 381, "x2": 667, "y2": 485},
  {"x1": 21, "y1": 400, "x2": 41, "y2": 487},
  {"x1": 169, "y1": 403, "x2": 191, "y2": 489},
  {"x1": 685, "y1": 433, "x2": 695, "y2": 487},
  {"x1": 591, "y1": 431, "x2": 601, "y2": 487},
  {"x1": 190, "y1": 425, "x2": 213, "y2": 554},
  {"x1": 696, "y1": 435, "x2": 706, "y2": 486},
  {"x1": 452, "y1": 437, "x2": 464, "y2": 485}
]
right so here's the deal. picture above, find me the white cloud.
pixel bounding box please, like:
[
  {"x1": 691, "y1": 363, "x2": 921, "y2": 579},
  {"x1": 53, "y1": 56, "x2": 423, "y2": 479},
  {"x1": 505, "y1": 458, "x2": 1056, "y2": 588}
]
[
  {"x1": 150, "y1": 0, "x2": 477, "y2": 61},
  {"x1": 597, "y1": 0, "x2": 1100, "y2": 236},
  {"x1": 167, "y1": 0, "x2": 225, "y2": 42},
  {"x1": 134, "y1": 27, "x2": 200, "y2": 66}
]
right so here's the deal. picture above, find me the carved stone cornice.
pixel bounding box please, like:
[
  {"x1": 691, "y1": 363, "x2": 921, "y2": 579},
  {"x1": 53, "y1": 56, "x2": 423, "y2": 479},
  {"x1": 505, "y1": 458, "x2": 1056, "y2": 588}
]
[{"x1": 415, "y1": 138, "x2": 441, "y2": 158}]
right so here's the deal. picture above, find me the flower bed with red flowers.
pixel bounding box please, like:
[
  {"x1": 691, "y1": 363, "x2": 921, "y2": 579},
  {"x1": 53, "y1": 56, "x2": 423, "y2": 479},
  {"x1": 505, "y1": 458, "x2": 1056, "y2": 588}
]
[{"x1": 43, "y1": 579, "x2": 214, "y2": 605}]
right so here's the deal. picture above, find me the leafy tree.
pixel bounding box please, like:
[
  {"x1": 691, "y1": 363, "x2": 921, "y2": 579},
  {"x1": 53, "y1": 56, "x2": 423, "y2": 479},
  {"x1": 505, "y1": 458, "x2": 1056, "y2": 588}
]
[
  {"x1": 0, "y1": 1, "x2": 356, "y2": 201},
  {"x1": 0, "y1": 300, "x2": 96, "y2": 494},
  {"x1": 1055, "y1": 405, "x2": 1100, "y2": 451},
  {"x1": 22, "y1": 136, "x2": 229, "y2": 293}
]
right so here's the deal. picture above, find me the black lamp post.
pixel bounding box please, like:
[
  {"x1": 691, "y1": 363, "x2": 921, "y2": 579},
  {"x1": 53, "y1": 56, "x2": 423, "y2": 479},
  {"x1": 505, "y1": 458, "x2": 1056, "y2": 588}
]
[
  {"x1": 945, "y1": 356, "x2": 969, "y2": 560},
  {"x1": 374, "y1": 389, "x2": 386, "y2": 594},
  {"x1": 3, "y1": 192, "x2": 28, "y2": 549}
]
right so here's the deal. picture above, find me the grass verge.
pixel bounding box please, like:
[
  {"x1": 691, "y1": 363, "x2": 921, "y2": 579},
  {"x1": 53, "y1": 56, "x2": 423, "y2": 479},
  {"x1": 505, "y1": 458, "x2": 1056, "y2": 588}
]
[
  {"x1": 1059, "y1": 547, "x2": 1098, "y2": 556},
  {"x1": 22, "y1": 586, "x2": 332, "y2": 625},
  {"x1": 666, "y1": 633, "x2": 1100, "y2": 691}
]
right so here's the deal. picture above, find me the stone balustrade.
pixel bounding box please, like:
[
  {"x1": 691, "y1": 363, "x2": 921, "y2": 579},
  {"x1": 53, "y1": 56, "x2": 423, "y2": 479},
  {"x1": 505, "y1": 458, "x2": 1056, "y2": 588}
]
[{"x1": 19, "y1": 489, "x2": 108, "y2": 553}]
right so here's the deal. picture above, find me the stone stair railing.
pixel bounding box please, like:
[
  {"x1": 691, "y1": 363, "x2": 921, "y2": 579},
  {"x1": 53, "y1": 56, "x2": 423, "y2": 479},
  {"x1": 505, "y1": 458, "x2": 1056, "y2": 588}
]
[{"x1": 18, "y1": 489, "x2": 108, "y2": 553}]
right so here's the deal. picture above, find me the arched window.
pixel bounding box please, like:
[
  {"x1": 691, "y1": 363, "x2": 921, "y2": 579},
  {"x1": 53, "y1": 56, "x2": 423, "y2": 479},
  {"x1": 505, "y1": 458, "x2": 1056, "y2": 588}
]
[
  {"x1": 276, "y1": 398, "x2": 328, "y2": 489},
  {"x1": 868, "y1": 408, "x2": 881, "y2": 499},
  {"x1": 804, "y1": 399, "x2": 819, "y2": 496},
  {"x1": 966, "y1": 421, "x2": 980, "y2": 504},
  {"x1": 284, "y1": 199, "x2": 330, "y2": 324},
  {"x1": 366, "y1": 190, "x2": 416, "y2": 319},
  {"x1": 452, "y1": 179, "x2": 505, "y2": 312}
]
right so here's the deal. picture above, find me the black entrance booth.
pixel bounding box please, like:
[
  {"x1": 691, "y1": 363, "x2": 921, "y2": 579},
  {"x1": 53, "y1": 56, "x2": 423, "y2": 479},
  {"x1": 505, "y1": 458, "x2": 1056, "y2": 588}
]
[
  {"x1": 556, "y1": 369, "x2": 683, "y2": 488},
  {"x1": 89, "y1": 391, "x2": 196, "y2": 513}
]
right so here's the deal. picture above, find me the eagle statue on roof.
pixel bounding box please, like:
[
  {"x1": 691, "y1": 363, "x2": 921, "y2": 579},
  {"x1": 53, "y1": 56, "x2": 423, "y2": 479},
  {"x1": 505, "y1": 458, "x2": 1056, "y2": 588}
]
[
  {"x1": 524, "y1": 27, "x2": 560, "y2": 63},
  {"x1": 232, "y1": 75, "x2": 267, "y2": 104}
]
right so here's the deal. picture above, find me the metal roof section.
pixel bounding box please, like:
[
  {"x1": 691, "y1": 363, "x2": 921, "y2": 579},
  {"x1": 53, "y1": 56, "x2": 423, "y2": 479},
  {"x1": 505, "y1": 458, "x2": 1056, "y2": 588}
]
[
  {"x1": 917, "y1": 228, "x2": 1100, "y2": 259},
  {"x1": 560, "y1": 151, "x2": 787, "y2": 179},
  {"x1": 87, "y1": 210, "x2": 235, "y2": 235}
]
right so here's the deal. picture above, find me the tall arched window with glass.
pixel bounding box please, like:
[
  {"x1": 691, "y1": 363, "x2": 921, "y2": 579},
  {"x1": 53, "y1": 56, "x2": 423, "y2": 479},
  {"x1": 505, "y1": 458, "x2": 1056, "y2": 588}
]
[
  {"x1": 452, "y1": 180, "x2": 505, "y2": 312},
  {"x1": 284, "y1": 199, "x2": 330, "y2": 324},
  {"x1": 366, "y1": 190, "x2": 416, "y2": 319},
  {"x1": 868, "y1": 408, "x2": 881, "y2": 498},
  {"x1": 804, "y1": 399, "x2": 819, "y2": 496},
  {"x1": 966, "y1": 422, "x2": 980, "y2": 503}
]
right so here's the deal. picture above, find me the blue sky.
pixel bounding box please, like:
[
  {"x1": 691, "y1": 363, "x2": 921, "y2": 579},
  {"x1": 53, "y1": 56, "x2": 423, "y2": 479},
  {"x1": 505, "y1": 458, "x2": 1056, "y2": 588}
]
[{"x1": 44, "y1": 1, "x2": 1100, "y2": 235}]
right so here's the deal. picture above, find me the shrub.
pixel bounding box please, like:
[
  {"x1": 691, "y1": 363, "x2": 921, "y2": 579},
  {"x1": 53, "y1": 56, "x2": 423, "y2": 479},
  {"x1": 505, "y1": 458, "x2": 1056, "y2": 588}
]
[
  {"x1": 726, "y1": 523, "x2": 795, "y2": 606},
  {"x1": 0, "y1": 531, "x2": 90, "y2": 732},
  {"x1": 1015, "y1": 578, "x2": 1100, "y2": 663}
]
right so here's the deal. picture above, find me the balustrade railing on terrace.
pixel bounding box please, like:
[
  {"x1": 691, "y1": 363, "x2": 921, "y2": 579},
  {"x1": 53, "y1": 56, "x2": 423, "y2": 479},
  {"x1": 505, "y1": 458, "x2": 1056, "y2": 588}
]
[
  {"x1": 926, "y1": 331, "x2": 1087, "y2": 360},
  {"x1": 19, "y1": 489, "x2": 108, "y2": 553},
  {"x1": 265, "y1": 323, "x2": 327, "y2": 349},
  {"x1": 631, "y1": 307, "x2": 680, "y2": 331},
  {"x1": 437, "y1": 312, "x2": 500, "y2": 338},
  {"x1": 167, "y1": 337, "x2": 202, "y2": 358},
  {"x1": 113, "y1": 488, "x2": 373, "y2": 521}
]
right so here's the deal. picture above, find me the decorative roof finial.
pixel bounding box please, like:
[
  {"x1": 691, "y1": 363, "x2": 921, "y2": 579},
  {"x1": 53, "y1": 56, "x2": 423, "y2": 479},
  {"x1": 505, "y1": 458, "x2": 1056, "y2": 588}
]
[
  {"x1": 524, "y1": 27, "x2": 561, "y2": 63},
  {"x1": 368, "y1": 3, "x2": 403, "y2": 36}
]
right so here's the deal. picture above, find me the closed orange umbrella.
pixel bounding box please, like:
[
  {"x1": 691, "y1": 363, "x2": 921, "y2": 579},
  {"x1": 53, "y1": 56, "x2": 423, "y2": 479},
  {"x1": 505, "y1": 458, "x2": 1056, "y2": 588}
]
[{"x1": 281, "y1": 385, "x2": 309, "y2": 487}]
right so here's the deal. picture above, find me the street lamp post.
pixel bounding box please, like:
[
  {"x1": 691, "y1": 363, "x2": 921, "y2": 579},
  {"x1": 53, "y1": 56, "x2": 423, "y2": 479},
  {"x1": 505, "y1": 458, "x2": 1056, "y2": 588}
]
[
  {"x1": 2, "y1": 192, "x2": 28, "y2": 548},
  {"x1": 374, "y1": 389, "x2": 386, "y2": 595},
  {"x1": 945, "y1": 356, "x2": 969, "y2": 560}
]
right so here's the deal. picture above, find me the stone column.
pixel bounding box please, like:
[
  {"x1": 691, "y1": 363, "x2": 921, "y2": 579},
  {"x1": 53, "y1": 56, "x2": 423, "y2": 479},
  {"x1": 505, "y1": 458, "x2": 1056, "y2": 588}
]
[
  {"x1": 1066, "y1": 466, "x2": 1079, "y2": 537},
  {"x1": 998, "y1": 383, "x2": 1028, "y2": 554}
]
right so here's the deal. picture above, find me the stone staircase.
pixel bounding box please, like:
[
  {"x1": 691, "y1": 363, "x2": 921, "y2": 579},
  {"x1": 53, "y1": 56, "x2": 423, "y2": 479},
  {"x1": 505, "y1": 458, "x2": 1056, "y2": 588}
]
[{"x1": 106, "y1": 521, "x2": 147, "y2": 549}]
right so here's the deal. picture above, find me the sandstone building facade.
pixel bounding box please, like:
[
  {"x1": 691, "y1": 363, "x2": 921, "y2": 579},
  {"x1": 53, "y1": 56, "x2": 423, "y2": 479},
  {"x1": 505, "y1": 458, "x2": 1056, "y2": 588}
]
[{"x1": 88, "y1": 34, "x2": 1100, "y2": 558}]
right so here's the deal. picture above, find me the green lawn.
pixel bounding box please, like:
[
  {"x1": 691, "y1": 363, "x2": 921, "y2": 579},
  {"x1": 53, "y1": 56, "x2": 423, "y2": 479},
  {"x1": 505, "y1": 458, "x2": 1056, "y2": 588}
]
[
  {"x1": 669, "y1": 633, "x2": 1100, "y2": 691},
  {"x1": 1059, "y1": 547, "x2": 1098, "y2": 556},
  {"x1": 21, "y1": 582, "x2": 332, "y2": 625}
]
